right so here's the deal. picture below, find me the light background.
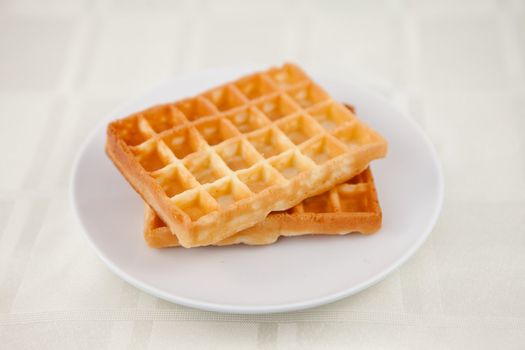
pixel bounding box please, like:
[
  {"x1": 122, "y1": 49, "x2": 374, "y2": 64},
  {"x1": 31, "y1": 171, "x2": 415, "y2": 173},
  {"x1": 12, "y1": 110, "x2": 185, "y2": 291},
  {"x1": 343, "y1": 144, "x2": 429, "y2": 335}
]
[{"x1": 1, "y1": 0, "x2": 525, "y2": 349}]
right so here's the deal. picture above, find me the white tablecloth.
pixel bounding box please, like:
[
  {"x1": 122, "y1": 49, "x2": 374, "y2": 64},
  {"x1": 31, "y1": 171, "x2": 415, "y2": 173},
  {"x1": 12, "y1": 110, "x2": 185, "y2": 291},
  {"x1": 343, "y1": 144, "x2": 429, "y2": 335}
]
[{"x1": 1, "y1": 0, "x2": 524, "y2": 348}]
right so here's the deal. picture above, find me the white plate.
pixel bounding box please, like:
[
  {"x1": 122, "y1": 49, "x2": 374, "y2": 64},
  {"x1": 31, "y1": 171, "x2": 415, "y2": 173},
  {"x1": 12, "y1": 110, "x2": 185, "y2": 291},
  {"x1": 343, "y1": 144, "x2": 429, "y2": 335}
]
[{"x1": 71, "y1": 66, "x2": 443, "y2": 314}]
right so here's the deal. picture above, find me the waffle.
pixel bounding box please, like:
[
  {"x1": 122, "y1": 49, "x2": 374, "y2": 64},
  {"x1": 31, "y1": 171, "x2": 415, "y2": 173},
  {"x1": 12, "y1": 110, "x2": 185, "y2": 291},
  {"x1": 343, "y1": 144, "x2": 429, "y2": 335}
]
[
  {"x1": 106, "y1": 63, "x2": 387, "y2": 247},
  {"x1": 144, "y1": 167, "x2": 381, "y2": 248}
]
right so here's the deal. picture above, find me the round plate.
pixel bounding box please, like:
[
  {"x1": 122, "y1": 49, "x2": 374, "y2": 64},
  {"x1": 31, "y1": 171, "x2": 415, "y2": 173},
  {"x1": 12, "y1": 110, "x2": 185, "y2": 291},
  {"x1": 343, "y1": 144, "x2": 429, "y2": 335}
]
[{"x1": 71, "y1": 66, "x2": 443, "y2": 314}]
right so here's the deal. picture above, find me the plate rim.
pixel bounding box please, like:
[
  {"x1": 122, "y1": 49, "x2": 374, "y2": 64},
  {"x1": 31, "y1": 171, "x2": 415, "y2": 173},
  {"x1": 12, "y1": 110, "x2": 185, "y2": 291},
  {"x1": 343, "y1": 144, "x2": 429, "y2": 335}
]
[{"x1": 70, "y1": 66, "x2": 444, "y2": 314}]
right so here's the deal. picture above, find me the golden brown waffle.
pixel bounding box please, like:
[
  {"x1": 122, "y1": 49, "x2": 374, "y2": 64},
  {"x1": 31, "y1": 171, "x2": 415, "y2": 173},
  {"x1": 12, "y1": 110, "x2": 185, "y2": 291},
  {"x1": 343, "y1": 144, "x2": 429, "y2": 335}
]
[
  {"x1": 144, "y1": 167, "x2": 381, "y2": 248},
  {"x1": 106, "y1": 63, "x2": 387, "y2": 247}
]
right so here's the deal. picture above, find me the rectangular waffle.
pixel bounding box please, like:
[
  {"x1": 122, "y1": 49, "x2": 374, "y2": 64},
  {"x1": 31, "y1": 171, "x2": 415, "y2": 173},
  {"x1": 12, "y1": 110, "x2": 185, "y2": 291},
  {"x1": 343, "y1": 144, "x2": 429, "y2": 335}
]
[
  {"x1": 144, "y1": 167, "x2": 381, "y2": 248},
  {"x1": 106, "y1": 63, "x2": 387, "y2": 247}
]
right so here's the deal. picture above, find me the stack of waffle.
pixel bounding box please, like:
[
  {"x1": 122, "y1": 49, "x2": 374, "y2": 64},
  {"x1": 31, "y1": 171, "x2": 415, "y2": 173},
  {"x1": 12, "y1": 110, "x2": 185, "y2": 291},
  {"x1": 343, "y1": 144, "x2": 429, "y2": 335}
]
[{"x1": 106, "y1": 63, "x2": 387, "y2": 248}]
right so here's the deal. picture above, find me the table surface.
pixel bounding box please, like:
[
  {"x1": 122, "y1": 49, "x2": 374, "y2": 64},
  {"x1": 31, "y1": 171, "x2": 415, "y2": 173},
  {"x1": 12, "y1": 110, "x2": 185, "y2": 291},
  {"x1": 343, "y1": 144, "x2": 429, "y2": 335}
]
[{"x1": 1, "y1": 0, "x2": 524, "y2": 349}]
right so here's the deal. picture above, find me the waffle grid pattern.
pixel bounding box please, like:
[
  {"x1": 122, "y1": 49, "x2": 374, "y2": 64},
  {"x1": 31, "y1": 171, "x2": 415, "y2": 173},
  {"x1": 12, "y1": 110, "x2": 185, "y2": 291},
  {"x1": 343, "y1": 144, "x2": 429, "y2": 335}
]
[
  {"x1": 107, "y1": 63, "x2": 387, "y2": 247},
  {"x1": 289, "y1": 167, "x2": 378, "y2": 215},
  {"x1": 145, "y1": 167, "x2": 381, "y2": 248}
]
